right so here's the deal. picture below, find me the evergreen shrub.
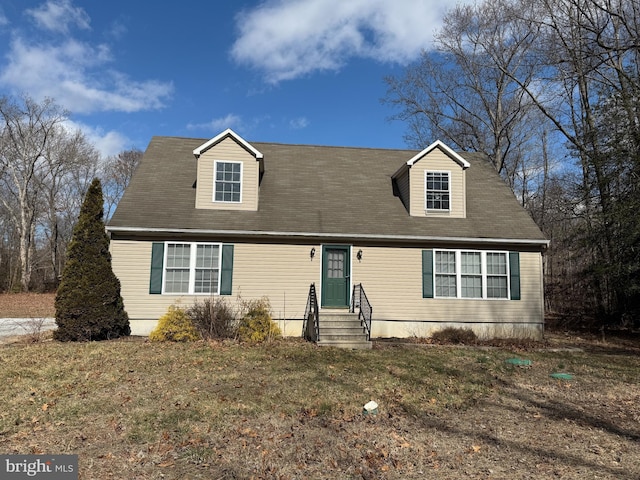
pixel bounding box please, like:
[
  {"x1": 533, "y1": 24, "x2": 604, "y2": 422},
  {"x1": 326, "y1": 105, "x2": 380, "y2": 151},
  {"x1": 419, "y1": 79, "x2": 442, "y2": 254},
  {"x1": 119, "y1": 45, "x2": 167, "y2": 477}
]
[
  {"x1": 237, "y1": 297, "x2": 281, "y2": 343},
  {"x1": 54, "y1": 179, "x2": 130, "y2": 341},
  {"x1": 150, "y1": 305, "x2": 199, "y2": 342}
]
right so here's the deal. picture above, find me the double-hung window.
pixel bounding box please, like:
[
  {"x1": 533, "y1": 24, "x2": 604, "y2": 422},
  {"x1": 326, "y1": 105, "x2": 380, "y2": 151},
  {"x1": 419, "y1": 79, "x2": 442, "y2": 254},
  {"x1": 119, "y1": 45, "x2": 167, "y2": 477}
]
[
  {"x1": 486, "y1": 252, "x2": 508, "y2": 298},
  {"x1": 425, "y1": 171, "x2": 450, "y2": 211},
  {"x1": 214, "y1": 161, "x2": 242, "y2": 203},
  {"x1": 433, "y1": 250, "x2": 510, "y2": 299},
  {"x1": 435, "y1": 251, "x2": 457, "y2": 297},
  {"x1": 461, "y1": 252, "x2": 483, "y2": 298},
  {"x1": 164, "y1": 242, "x2": 221, "y2": 294}
]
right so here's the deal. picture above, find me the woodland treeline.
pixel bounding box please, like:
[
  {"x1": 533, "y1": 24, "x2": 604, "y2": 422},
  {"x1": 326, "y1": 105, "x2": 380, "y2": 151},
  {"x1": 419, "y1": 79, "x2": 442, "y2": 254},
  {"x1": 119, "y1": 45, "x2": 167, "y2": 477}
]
[
  {"x1": 386, "y1": 0, "x2": 639, "y2": 328},
  {"x1": 0, "y1": 95, "x2": 141, "y2": 293}
]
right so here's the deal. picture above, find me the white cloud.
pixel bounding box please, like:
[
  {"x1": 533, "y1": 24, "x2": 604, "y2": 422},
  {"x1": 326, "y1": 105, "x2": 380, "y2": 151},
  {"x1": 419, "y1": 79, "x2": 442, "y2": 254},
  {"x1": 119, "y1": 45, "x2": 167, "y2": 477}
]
[
  {"x1": 289, "y1": 117, "x2": 309, "y2": 129},
  {"x1": 0, "y1": 1, "x2": 171, "y2": 115},
  {"x1": 0, "y1": 33, "x2": 173, "y2": 114},
  {"x1": 26, "y1": 0, "x2": 90, "y2": 34},
  {"x1": 0, "y1": 9, "x2": 8, "y2": 27},
  {"x1": 65, "y1": 120, "x2": 132, "y2": 158},
  {"x1": 187, "y1": 114, "x2": 244, "y2": 133},
  {"x1": 231, "y1": 0, "x2": 459, "y2": 83},
  {"x1": 107, "y1": 19, "x2": 128, "y2": 40}
]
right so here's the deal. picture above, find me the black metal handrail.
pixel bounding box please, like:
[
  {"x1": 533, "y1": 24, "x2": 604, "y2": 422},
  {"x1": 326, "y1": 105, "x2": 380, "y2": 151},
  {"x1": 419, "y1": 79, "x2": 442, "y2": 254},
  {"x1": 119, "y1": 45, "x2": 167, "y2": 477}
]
[
  {"x1": 350, "y1": 283, "x2": 372, "y2": 340},
  {"x1": 303, "y1": 283, "x2": 319, "y2": 342}
]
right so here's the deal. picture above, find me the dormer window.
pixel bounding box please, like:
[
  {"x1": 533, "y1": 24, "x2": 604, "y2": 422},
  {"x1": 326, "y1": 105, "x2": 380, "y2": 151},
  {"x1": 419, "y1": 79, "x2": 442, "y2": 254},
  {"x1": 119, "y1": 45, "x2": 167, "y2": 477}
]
[
  {"x1": 214, "y1": 161, "x2": 242, "y2": 203},
  {"x1": 425, "y1": 171, "x2": 450, "y2": 211}
]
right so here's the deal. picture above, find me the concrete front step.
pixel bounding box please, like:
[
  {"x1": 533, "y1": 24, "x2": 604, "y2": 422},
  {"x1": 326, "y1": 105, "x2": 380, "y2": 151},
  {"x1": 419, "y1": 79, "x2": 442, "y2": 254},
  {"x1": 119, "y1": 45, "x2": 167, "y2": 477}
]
[
  {"x1": 321, "y1": 328, "x2": 366, "y2": 337},
  {"x1": 317, "y1": 309, "x2": 371, "y2": 349}
]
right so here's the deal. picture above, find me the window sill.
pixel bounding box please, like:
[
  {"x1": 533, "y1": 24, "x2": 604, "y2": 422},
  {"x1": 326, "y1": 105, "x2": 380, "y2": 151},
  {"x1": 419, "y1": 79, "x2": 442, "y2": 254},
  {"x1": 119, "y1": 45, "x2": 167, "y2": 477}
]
[{"x1": 424, "y1": 209, "x2": 451, "y2": 216}]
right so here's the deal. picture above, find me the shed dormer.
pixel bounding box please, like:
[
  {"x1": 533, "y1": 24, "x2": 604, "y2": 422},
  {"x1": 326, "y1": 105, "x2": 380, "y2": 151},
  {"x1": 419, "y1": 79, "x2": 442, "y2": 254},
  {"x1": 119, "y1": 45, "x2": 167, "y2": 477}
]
[
  {"x1": 193, "y1": 129, "x2": 263, "y2": 211},
  {"x1": 393, "y1": 140, "x2": 470, "y2": 218}
]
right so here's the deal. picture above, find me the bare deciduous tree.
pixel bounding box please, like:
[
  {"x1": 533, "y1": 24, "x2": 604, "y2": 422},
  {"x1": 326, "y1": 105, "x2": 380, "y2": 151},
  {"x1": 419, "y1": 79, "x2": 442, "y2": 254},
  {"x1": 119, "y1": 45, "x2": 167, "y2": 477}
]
[
  {"x1": 384, "y1": 0, "x2": 543, "y2": 179},
  {"x1": 0, "y1": 95, "x2": 66, "y2": 291},
  {"x1": 101, "y1": 148, "x2": 142, "y2": 221},
  {"x1": 0, "y1": 95, "x2": 99, "y2": 291}
]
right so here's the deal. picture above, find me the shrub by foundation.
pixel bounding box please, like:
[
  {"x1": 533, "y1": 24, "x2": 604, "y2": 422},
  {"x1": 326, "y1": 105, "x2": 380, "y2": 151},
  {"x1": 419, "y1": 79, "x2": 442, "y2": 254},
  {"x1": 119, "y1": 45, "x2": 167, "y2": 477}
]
[
  {"x1": 237, "y1": 298, "x2": 281, "y2": 343},
  {"x1": 187, "y1": 297, "x2": 237, "y2": 340},
  {"x1": 150, "y1": 306, "x2": 199, "y2": 342},
  {"x1": 431, "y1": 327, "x2": 477, "y2": 345}
]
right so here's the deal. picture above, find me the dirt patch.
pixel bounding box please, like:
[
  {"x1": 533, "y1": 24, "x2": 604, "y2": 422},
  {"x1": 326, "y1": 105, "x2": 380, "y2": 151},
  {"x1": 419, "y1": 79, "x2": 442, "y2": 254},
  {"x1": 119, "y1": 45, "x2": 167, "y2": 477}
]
[{"x1": 0, "y1": 293, "x2": 55, "y2": 318}]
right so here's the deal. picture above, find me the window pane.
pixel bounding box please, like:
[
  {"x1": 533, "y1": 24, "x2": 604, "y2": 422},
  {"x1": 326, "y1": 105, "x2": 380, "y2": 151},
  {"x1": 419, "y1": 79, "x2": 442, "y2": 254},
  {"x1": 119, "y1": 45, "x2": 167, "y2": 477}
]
[
  {"x1": 461, "y1": 252, "x2": 481, "y2": 274},
  {"x1": 165, "y1": 269, "x2": 189, "y2": 293},
  {"x1": 436, "y1": 251, "x2": 456, "y2": 274},
  {"x1": 436, "y1": 275, "x2": 456, "y2": 297},
  {"x1": 487, "y1": 276, "x2": 508, "y2": 298},
  {"x1": 194, "y1": 269, "x2": 219, "y2": 293},
  {"x1": 461, "y1": 276, "x2": 482, "y2": 298},
  {"x1": 327, "y1": 251, "x2": 344, "y2": 278},
  {"x1": 196, "y1": 244, "x2": 218, "y2": 268},
  {"x1": 166, "y1": 244, "x2": 190, "y2": 268},
  {"x1": 487, "y1": 253, "x2": 507, "y2": 275}
]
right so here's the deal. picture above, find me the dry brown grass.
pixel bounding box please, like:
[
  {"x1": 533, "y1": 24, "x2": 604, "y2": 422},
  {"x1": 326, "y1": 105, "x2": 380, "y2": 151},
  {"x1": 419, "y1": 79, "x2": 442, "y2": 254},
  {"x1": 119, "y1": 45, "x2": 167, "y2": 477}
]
[
  {"x1": 0, "y1": 336, "x2": 639, "y2": 479},
  {"x1": 0, "y1": 293, "x2": 55, "y2": 317}
]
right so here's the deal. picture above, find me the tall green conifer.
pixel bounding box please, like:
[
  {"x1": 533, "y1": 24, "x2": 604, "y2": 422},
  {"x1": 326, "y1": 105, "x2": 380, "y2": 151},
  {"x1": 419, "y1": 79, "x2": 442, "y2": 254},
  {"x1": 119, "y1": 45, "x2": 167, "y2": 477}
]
[{"x1": 54, "y1": 178, "x2": 130, "y2": 341}]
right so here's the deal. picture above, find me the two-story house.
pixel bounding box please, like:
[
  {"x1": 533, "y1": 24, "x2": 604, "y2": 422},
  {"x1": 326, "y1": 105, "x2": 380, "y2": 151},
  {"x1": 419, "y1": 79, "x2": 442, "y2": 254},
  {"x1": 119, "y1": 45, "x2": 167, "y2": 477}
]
[{"x1": 107, "y1": 129, "x2": 548, "y2": 345}]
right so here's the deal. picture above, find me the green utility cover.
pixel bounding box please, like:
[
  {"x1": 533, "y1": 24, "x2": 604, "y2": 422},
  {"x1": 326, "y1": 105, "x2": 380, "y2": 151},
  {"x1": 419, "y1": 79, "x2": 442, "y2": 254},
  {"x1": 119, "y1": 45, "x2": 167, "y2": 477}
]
[{"x1": 505, "y1": 358, "x2": 532, "y2": 366}]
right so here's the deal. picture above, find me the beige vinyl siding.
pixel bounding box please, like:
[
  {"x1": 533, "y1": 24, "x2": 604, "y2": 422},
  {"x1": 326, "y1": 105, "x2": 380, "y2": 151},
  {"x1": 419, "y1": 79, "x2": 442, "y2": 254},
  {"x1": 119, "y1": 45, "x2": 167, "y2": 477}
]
[
  {"x1": 409, "y1": 148, "x2": 466, "y2": 218},
  {"x1": 394, "y1": 167, "x2": 410, "y2": 211},
  {"x1": 351, "y1": 246, "x2": 543, "y2": 339},
  {"x1": 110, "y1": 240, "x2": 319, "y2": 336},
  {"x1": 195, "y1": 136, "x2": 259, "y2": 211},
  {"x1": 111, "y1": 239, "x2": 543, "y2": 339}
]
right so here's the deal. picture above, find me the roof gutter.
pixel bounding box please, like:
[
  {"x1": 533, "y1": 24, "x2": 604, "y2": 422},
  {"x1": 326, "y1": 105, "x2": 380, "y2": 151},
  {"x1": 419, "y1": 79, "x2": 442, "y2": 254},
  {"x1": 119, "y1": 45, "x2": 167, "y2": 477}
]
[{"x1": 106, "y1": 226, "x2": 550, "y2": 248}]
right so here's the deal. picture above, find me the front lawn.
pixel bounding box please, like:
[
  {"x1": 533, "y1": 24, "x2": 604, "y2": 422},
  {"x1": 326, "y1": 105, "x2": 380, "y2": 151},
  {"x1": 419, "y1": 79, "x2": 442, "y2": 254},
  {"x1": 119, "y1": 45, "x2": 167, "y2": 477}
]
[{"x1": 1, "y1": 337, "x2": 638, "y2": 479}]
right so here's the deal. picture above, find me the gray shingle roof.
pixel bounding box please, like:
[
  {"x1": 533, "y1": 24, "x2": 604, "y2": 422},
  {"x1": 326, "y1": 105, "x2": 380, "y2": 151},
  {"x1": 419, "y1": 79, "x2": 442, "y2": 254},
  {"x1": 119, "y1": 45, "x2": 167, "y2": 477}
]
[{"x1": 108, "y1": 136, "x2": 547, "y2": 247}]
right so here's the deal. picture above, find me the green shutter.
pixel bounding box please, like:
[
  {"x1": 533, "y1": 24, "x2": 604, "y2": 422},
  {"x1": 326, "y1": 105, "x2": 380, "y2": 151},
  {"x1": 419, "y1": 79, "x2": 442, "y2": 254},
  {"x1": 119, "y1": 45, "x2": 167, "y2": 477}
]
[
  {"x1": 149, "y1": 242, "x2": 164, "y2": 294},
  {"x1": 509, "y1": 252, "x2": 521, "y2": 300},
  {"x1": 422, "y1": 250, "x2": 434, "y2": 298},
  {"x1": 220, "y1": 244, "x2": 234, "y2": 295}
]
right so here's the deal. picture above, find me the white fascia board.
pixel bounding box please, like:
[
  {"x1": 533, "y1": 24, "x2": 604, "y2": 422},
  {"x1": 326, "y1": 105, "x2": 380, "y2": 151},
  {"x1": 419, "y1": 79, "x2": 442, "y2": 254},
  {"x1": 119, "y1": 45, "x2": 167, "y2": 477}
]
[
  {"x1": 192, "y1": 128, "x2": 264, "y2": 159},
  {"x1": 106, "y1": 225, "x2": 549, "y2": 248},
  {"x1": 407, "y1": 140, "x2": 471, "y2": 169}
]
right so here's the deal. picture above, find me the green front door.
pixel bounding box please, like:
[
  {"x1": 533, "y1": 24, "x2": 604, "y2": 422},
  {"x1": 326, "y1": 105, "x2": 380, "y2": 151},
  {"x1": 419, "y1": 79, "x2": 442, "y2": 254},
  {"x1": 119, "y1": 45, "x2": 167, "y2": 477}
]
[{"x1": 322, "y1": 246, "x2": 350, "y2": 308}]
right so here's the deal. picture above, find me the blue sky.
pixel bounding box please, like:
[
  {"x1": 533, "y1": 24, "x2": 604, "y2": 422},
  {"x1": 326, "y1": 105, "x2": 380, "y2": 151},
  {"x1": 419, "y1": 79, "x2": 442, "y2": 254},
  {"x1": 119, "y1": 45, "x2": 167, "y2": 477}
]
[{"x1": 0, "y1": 0, "x2": 467, "y2": 157}]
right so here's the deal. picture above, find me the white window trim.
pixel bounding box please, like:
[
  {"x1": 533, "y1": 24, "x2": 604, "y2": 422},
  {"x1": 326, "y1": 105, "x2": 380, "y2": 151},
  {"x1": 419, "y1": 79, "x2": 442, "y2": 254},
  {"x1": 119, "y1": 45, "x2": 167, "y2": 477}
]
[
  {"x1": 162, "y1": 242, "x2": 222, "y2": 295},
  {"x1": 425, "y1": 170, "x2": 452, "y2": 212},
  {"x1": 434, "y1": 249, "x2": 511, "y2": 300},
  {"x1": 213, "y1": 160, "x2": 243, "y2": 204}
]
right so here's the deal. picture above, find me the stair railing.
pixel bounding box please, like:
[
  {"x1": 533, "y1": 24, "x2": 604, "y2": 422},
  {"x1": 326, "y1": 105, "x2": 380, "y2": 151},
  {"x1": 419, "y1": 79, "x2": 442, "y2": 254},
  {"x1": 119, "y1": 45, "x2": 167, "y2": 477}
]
[
  {"x1": 350, "y1": 283, "x2": 372, "y2": 340},
  {"x1": 303, "y1": 283, "x2": 319, "y2": 342}
]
